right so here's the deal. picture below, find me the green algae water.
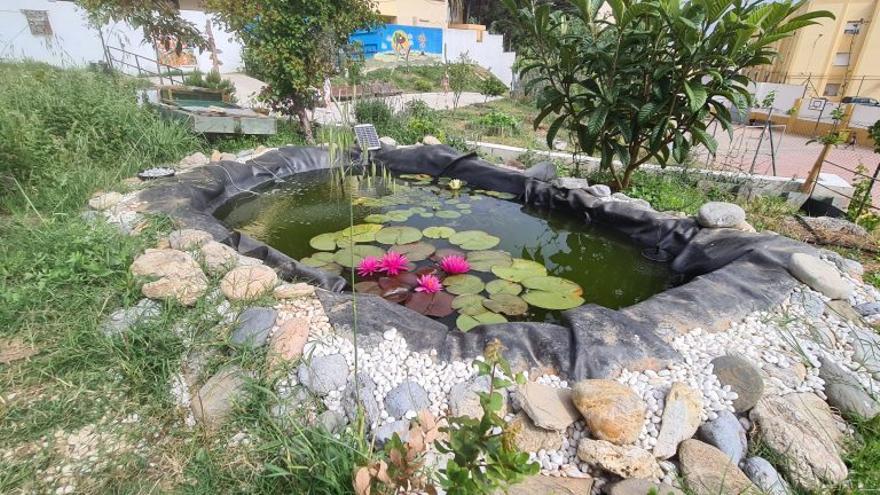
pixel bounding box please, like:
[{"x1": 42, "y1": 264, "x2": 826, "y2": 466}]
[{"x1": 215, "y1": 170, "x2": 676, "y2": 326}]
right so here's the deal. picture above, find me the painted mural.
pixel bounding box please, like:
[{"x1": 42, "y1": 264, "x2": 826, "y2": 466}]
[{"x1": 350, "y1": 24, "x2": 443, "y2": 64}]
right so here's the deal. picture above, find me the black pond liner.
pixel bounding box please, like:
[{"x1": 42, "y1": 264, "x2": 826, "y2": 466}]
[{"x1": 138, "y1": 144, "x2": 820, "y2": 380}]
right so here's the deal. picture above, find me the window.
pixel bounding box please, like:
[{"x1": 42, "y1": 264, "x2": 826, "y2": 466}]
[
  {"x1": 845, "y1": 21, "x2": 861, "y2": 35},
  {"x1": 833, "y1": 52, "x2": 851, "y2": 66},
  {"x1": 21, "y1": 10, "x2": 52, "y2": 36},
  {"x1": 824, "y1": 84, "x2": 841, "y2": 97}
]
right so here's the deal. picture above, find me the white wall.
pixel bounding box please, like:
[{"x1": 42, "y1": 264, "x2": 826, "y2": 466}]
[
  {"x1": 851, "y1": 104, "x2": 880, "y2": 129},
  {"x1": 749, "y1": 82, "x2": 805, "y2": 114},
  {"x1": 0, "y1": 1, "x2": 242, "y2": 74},
  {"x1": 443, "y1": 28, "x2": 515, "y2": 87}
]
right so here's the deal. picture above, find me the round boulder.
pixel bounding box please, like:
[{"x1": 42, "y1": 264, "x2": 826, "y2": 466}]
[
  {"x1": 788, "y1": 253, "x2": 851, "y2": 300},
  {"x1": 220, "y1": 265, "x2": 278, "y2": 301},
  {"x1": 697, "y1": 202, "x2": 746, "y2": 228},
  {"x1": 571, "y1": 379, "x2": 646, "y2": 445},
  {"x1": 711, "y1": 354, "x2": 764, "y2": 413}
]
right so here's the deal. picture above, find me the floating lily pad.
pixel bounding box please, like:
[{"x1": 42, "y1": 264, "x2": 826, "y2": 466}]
[
  {"x1": 418, "y1": 212, "x2": 435, "y2": 218},
  {"x1": 375, "y1": 226, "x2": 423, "y2": 245},
  {"x1": 522, "y1": 276, "x2": 583, "y2": 297},
  {"x1": 423, "y1": 226, "x2": 456, "y2": 239},
  {"x1": 353, "y1": 281, "x2": 382, "y2": 295},
  {"x1": 435, "y1": 210, "x2": 461, "y2": 219},
  {"x1": 399, "y1": 173, "x2": 433, "y2": 181},
  {"x1": 486, "y1": 279, "x2": 522, "y2": 296},
  {"x1": 309, "y1": 232, "x2": 338, "y2": 251},
  {"x1": 484, "y1": 190, "x2": 518, "y2": 200},
  {"x1": 406, "y1": 291, "x2": 455, "y2": 317},
  {"x1": 483, "y1": 293, "x2": 528, "y2": 316},
  {"x1": 391, "y1": 242, "x2": 436, "y2": 261},
  {"x1": 456, "y1": 311, "x2": 508, "y2": 332},
  {"x1": 386, "y1": 210, "x2": 414, "y2": 222},
  {"x1": 491, "y1": 258, "x2": 548, "y2": 282},
  {"x1": 460, "y1": 209, "x2": 473, "y2": 215},
  {"x1": 467, "y1": 250, "x2": 512, "y2": 272},
  {"x1": 452, "y1": 294, "x2": 488, "y2": 311},
  {"x1": 444, "y1": 274, "x2": 485, "y2": 295},
  {"x1": 377, "y1": 276, "x2": 413, "y2": 303},
  {"x1": 333, "y1": 245, "x2": 386, "y2": 268},
  {"x1": 449, "y1": 230, "x2": 501, "y2": 250},
  {"x1": 364, "y1": 213, "x2": 390, "y2": 224},
  {"x1": 454, "y1": 203, "x2": 471, "y2": 210},
  {"x1": 300, "y1": 255, "x2": 343, "y2": 275},
  {"x1": 522, "y1": 290, "x2": 585, "y2": 310}
]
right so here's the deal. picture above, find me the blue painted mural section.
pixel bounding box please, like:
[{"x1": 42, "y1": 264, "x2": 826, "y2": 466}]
[{"x1": 351, "y1": 24, "x2": 443, "y2": 60}]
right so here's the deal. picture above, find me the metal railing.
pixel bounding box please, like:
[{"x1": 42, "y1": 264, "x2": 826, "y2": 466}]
[{"x1": 103, "y1": 45, "x2": 185, "y2": 86}]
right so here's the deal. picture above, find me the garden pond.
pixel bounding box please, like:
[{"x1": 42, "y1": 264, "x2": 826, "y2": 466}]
[{"x1": 216, "y1": 171, "x2": 678, "y2": 330}]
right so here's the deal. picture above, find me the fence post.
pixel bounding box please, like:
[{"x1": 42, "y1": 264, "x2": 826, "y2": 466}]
[{"x1": 855, "y1": 162, "x2": 880, "y2": 219}]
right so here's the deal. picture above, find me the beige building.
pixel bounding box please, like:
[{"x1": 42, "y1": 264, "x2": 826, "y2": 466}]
[
  {"x1": 375, "y1": 0, "x2": 451, "y2": 27},
  {"x1": 745, "y1": 0, "x2": 880, "y2": 101}
]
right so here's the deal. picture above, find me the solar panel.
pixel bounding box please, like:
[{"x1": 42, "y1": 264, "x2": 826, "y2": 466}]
[{"x1": 354, "y1": 124, "x2": 381, "y2": 151}]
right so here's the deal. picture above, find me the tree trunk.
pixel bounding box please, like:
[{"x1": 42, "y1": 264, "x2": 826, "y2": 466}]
[
  {"x1": 800, "y1": 142, "x2": 832, "y2": 193},
  {"x1": 297, "y1": 107, "x2": 314, "y2": 144}
]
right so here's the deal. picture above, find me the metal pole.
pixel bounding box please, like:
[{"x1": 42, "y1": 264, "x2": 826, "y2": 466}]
[
  {"x1": 768, "y1": 111, "x2": 778, "y2": 176},
  {"x1": 855, "y1": 162, "x2": 880, "y2": 219},
  {"x1": 749, "y1": 108, "x2": 771, "y2": 175},
  {"x1": 857, "y1": 75, "x2": 866, "y2": 97},
  {"x1": 812, "y1": 103, "x2": 825, "y2": 137}
]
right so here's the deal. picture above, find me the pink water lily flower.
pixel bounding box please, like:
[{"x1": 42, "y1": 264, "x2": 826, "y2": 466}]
[
  {"x1": 380, "y1": 251, "x2": 409, "y2": 276},
  {"x1": 356, "y1": 256, "x2": 382, "y2": 277},
  {"x1": 439, "y1": 255, "x2": 470, "y2": 274},
  {"x1": 415, "y1": 274, "x2": 443, "y2": 294}
]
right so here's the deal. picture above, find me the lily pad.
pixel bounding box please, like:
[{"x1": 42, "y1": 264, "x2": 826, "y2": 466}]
[
  {"x1": 484, "y1": 190, "x2": 518, "y2": 200},
  {"x1": 444, "y1": 274, "x2": 485, "y2": 295},
  {"x1": 432, "y1": 248, "x2": 467, "y2": 262},
  {"x1": 456, "y1": 312, "x2": 508, "y2": 332},
  {"x1": 353, "y1": 281, "x2": 382, "y2": 295},
  {"x1": 399, "y1": 173, "x2": 433, "y2": 181},
  {"x1": 377, "y1": 276, "x2": 413, "y2": 303},
  {"x1": 333, "y1": 245, "x2": 386, "y2": 268},
  {"x1": 406, "y1": 291, "x2": 455, "y2": 317},
  {"x1": 375, "y1": 226, "x2": 423, "y2": 245},
  {"x1": 452, "y1": 294, "x2": 488, "y2": 311},
  {"x1": 449, "y1": 230, "x2": 501, "y2": 250},
  {"x1": 467, "y1": 251, "x2": 512, "y2": 272},
  {"x1": 486, "y1": 279, "x2": 522, "y2": 296},
  {"x1": 364, "y1": 213, "x2": 390, "y2": 223},
  {"x1": 300, "y1": 255, "x2": 343, "y2": 275},
  {"x1": 492, "y1": 258, "x2": 547, "y2": 282},
  {"x1": 522, "y1": 276, "x2": 583, "y2": 297},
  {"x1": 386, "y1": 210, "x2": 414, "y2": 222},
  {"x1": 391, "y1": 242, "x2": 436, "y2": 261},
  {"x1": 522, "y1": 290, "x2": 585, "y2": 310},
  {"x1": 309, "y1": 232, "x2": 338, "y2": 251},
  {"x1": 454, "y1": 203, "x2": 471, "y2": 210},
  {"x1": 435, "y1": 210, "x2": 461, "y2": 219},
  {"x1": 418, "y1": 212, "x2": 435, "y2": 218},
  {"x1": 483, "y1": 293, "x2": 528, "y2": 316},
  {"x1": 423, "y1": 226, "x2": 456, "y2": 239}
]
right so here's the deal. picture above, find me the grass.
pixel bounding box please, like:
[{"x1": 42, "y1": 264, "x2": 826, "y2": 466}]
[
  {"x1": 0, "y1": 61, "x2": 363, "y2": 494},
  {"x1": 335, "y1": 63, "x2": 501, "y2": 94}
]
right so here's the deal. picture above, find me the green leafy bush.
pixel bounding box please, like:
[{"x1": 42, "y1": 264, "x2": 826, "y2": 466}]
[
  {"x1": 354, "y1": 99, "x2": 394, "y2": 130},
  {"x1": 183, "y1": 68, "x2": 237, "y2": 102},
  {"x1": 477, "y1": 110, "x2": 518, "y2": 136},
  {"x1": 479, "y1": 77, "x2": 507, "y2": 98}
]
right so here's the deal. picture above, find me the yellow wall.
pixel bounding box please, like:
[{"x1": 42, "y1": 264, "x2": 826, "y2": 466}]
[
  {"x1": 376, "y1": 0, "x2": 449, "y2": 27},
  {"x1": 747, "y1": 0, "x2": 880, "y2": 100}
]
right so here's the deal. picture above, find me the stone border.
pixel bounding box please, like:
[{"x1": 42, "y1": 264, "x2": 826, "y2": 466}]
[{"x1": 125, "y1": 144, "x2": 855, "y2": 380}]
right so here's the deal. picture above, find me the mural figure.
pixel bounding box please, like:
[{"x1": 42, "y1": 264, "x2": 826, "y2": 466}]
[{"x1": 391, "y1": 29, "x2": 412, "y2": 61}]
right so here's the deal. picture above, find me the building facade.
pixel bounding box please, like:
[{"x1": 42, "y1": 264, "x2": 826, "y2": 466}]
[{"x1": 745, "y1": 0, "x2": 880, "y2": 101}]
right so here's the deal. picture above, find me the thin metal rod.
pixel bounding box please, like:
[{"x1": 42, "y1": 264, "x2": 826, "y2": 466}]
[{"x1": 855, "y1": 162, "x2": 880, "y2": 219}]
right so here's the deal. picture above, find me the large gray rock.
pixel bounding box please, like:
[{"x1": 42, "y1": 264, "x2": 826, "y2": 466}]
[
  {"x1": 819, "y1": 356, "x2": 880, "y2": 419},
  {"x1": 297, "y1": 353, "x2": 349, "y2": 395},
  {"x1": 697, "y1": 410, "x2": 747, "y2": 464},
  {"x1": 230, "y1": 307, "x2": 277, "y2": 348},
  {"x1": 341, "y1": 373, "x2": 382, "y2": 427},
  {"x1": 317, "y1": 410, "x2": 347, "y2": 433},
  {"x1": 678, "y1": 439, "x2": 758, "y2": 495},
  {"x1": 790, "y1": 290, "x2": 825, "y2": 318},
  {"x1": 191, "y1": 365, "x2": 253, "y2": 426},
  {"x1": 584, "y1": 184, "x2": 612, "y2": 198},
  {"x1": 100, "y1": 299, "x2": 161, "y2": 337},
  {"x1": 855, "y1": 301, "x2": 880, "y2": 317},
  {"x1": 710, "y1": 355, "x2": 764, "y2": 412},
  {"x1": 697, "y1": 202, "x2": 746, "y2": 228},
  {"x1": 741, "y1": 456, "x2": 791, "y2": 495},
  {"x1": 851, "y1": 328, "x2": 880, "y2": 379},
  {"x1": 788, "y1": 253, "x2": 851, "y2": 300},
  {"x1": 749, "y1": 393, "x2": 847, "y2": 490},
  {"x1": 523, "y1": 161, "x2": 557, "y2": 182},
  {"x1": 552, "y1": 177, "x2": 590, "y2": 190},
  {"x1": 516, "y1": 381, "x2": 579, "y2": 431},
  {"x1": 374, "y1": 419, "x2": 410, "y2": 445},
  {"x1": 653, "y1": 382, "x2": 703, "y2": 459},
  {"x1": 384, "y1": 380, "x2": 430, "y2": 418},
  {"x1": 168, "y1": 228, "x2": 212, "y2": 251},
  {"x1": 562, "y1": 304, "x2": 680, "y2": 379},
  {"x1": 607, "y1": 479, "x2": 684, "y2": 495}
]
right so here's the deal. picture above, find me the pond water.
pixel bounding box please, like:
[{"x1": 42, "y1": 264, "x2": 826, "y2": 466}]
[{"x1": 215, "y1": 170, "x2": 677, "y2": 329}]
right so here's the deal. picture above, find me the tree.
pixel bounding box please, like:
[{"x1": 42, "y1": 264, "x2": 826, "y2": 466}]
[
  {"x1": 76, "y1": 0, "x2": 206, "y2": 51},
  {"x1": 503, "y1": 0, "x2": 833, "y2": 189},
  {"x1": 447, "y1": 53, "x2": 477, "y2": 112},
  {"x1": 206, "y1": 0, "x2": 378, "y2": 143}
]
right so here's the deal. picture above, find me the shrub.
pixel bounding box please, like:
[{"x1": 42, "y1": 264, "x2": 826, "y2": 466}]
[
  {"x1": 413, "y1": 79, "x2": 434, "y2": 92},
  {"x1": 354, "y1": 99, "x2": 394, "y2": 130},
  {"x1": 479, "y1": 77, "x2": 507, "y2": 99},
  {"x1": 477, "y1": 110, "x2": 518, "y2": 136},
  {"x1": 183, "y1": 68, "x2": 238, "y2": 102}
]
